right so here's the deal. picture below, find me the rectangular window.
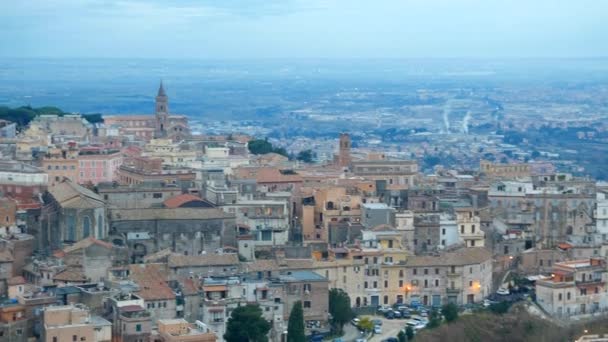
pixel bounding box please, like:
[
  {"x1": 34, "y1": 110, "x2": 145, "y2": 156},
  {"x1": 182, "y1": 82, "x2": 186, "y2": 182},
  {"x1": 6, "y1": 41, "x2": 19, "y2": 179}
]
[
  {"x1": 304, "y1": 301, "x2": 311, "y2": 308},
  {"x1": 153, "y1": 193, "x2": 162, "y2": 198},
  {"x1": 424, "y1": 269, "x2": 428, "y2": 275},
  {"x1": 435, "y1": 279, "x2": 439, "y2": 287},
  {"x1": 73, "y1": 336, "x2": 77, "y2": 342},
  {"x1": 413, "y1": 269, "x2": 417, "y2": 275},
  {"x1": 136, "y1": 324, "x2": 142, "y2": 332}
]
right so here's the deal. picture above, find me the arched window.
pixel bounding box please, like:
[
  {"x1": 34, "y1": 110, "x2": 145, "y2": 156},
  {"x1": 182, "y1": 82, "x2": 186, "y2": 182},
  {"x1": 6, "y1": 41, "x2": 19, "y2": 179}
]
[
  {"x1": 83, "y1": 216, "x2": 91, "y2": 238},
  {"x1": 66, "y1": 215, "x2": 76, "y2": 242},
  {"x1": 97, "y1": 214, "x2": 104, "y2": 238}
]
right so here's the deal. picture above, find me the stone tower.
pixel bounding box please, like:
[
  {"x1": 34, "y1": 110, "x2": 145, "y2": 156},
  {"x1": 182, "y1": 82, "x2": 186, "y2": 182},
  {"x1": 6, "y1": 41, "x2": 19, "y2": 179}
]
[
  {"x1": 338, "y1": 133, "x2": 351, "y2": 168},
  {"x1": 155, "y1": 81, "x2": 169, "y2": 138}
]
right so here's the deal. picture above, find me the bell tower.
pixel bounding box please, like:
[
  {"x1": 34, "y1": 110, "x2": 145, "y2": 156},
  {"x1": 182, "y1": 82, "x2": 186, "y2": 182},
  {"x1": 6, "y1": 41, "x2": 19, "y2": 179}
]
[
  {"x1": 338, "y1": 133, "x2": 351, "y2": 168},
  {"x1": 155, "y1": 81, "x2": 169, "y2": 138}
]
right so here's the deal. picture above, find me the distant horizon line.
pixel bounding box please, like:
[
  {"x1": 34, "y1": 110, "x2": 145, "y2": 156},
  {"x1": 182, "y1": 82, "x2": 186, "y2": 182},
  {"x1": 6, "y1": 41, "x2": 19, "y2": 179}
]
[{"x1": 2, "y1": 56, "x2": 608, "y2": 61}]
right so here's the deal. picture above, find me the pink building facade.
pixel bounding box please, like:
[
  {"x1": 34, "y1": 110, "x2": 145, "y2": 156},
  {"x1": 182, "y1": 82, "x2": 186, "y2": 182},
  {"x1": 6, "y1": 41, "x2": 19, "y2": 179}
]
[{"x1": 77, "y1": 150, "x2": 123, "y2": 185}]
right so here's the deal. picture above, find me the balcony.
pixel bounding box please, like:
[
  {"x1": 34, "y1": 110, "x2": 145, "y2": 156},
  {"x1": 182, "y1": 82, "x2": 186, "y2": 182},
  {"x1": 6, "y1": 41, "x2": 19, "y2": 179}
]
[
  {"x1": 446, "y1": 288, "x2": 461, "y2": 294},
  {"x1": 446, "y1": 272, "x2": 461, "y2": 278}
]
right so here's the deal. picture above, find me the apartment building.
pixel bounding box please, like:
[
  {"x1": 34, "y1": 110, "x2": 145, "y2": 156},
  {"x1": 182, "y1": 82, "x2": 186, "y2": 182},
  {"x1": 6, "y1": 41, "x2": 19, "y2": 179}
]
[
  {"x1": 402, "y1": 247, "x2": 493, "y2": 307},
  {"x1": 536, "y1": 258, "x2": 608, "y2": 317}
]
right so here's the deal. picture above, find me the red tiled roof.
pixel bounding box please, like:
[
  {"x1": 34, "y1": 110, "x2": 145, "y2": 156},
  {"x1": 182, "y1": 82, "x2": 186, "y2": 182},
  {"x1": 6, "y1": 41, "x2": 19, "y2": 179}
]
[
  {"x1": 180, "y1": 278, "x2": 199, "y2": 296},
  {"x1": 558, "y1": 243, "x2": 573, "y2": 250},
  {"x1": 120, "y1": 305, "x2": 145, "y2": 313},
  {"x1": 129, "y1": 264, "x2": 175, "y2": 301},
  {"x1": 62, "y1": 237, "x2": 113, "y2": 254},
  {"x1": 54, "y1": 269, "x2": 88, "y2": 282},
  {"x1": 8, "y1": 276, "x2": 25, "y2": 286},
  {"x1": 163, "y1": 194, "x2": 205, "y2": 208}
]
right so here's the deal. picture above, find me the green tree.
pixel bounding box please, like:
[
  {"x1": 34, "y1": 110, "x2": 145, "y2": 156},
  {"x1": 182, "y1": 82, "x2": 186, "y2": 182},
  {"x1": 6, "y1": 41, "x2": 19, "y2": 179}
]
[
  {"x1": 296, "y1": 149, "x2": 315, "y2": 163},
  {"x1": 405, "y1": 326, "x2": 414, "y2": 340},
  {"x1": 398, "y1": 330, "x2": 407, "y2": 342},
  {"x1": 489, "y1": 301, "x2": 512, "y2": 315},
  {"x1": 357, "y1": 317, "x2": 374, "y2": 332},
  {"x1": 248, "y1": 139, "x2": 275, "y2": 155},
  {"x1": 328, "y1": 288, "x2": 353, "y2": 334},
  {"x1": 224, "y1": 304, "x2": 271, "y2": 342},
  {"x1": 287, "y1": 301, "x2": 305, "y2": 342},
  {"x1": 426, "y1": 309, "x2": 441, "y2": 329},
  {"x1": 531, "y1": 150, "x2": 541, "y2": 159},
  {"x1": 247, "y1": 138, "x2": 288, "y2": 157},
  {"x1": 441, "y1": 303, "x2": 459, "y2": 323}
]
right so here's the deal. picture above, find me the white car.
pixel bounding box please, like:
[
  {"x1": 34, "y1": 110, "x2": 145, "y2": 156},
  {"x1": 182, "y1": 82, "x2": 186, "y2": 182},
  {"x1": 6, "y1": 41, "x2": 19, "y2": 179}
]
[
  {"x1": 406, "y1": 320, "x2": 426, "y2": 331},
  {"x1": 497, "y1": 288, "x2": 510, "y2": 295},
  {"x1": 374, "y1": 325, "x2": 382, "y2": 334},
  {"x1": 351, "y1": 318, "x2": 360, "y2": 326}
]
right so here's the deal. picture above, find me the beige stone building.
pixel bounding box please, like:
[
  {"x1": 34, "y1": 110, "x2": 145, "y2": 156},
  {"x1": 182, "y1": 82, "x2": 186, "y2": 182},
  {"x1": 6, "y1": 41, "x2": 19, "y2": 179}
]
[
  {"x1": 301, "y1": 186, "x2": 363, "y2": 243},
  {"x1": 43, "y1": 304, "x2": 111, "y2": 342},
  {"x1": 536, "y1": 258, "x2": 608, "y2": 318},
  {"x1": 480, "y1": 160, "x2": 531, "y2": 179},
  {"x1": 401, "y1": 248, "x2": 493, "y2": 306},
  {"x1": 455, "y1": 207, "x2": 485, "y2": 247},
  {"x1": 153, "y1": 319, "x2": 217, "y2": 342}
]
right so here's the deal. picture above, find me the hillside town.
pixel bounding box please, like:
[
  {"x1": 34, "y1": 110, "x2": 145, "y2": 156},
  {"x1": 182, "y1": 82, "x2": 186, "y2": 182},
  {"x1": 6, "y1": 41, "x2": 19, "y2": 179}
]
[{"x1": 1, "y1": 83, "x2": 608, "y2": 342}]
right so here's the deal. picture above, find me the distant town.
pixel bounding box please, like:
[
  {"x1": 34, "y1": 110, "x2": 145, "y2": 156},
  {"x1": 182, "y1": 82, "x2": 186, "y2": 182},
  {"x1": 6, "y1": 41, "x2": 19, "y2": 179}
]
[{"x1": 0, "y1": 81, "x2": 608, "y2": 342}]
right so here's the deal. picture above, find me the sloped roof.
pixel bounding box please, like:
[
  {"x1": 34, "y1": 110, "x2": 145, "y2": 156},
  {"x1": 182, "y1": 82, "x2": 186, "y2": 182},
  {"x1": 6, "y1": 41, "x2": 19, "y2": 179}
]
[
  {"x1": 49, "y1": 180, "x2": 104, "y2": 208},
  {"x1": 8, "y1": 276, "x2": 25, "y2": 286},
  {"x1": 168, "y1": 253, "x2": 239, "y2": 268},
  {"x1": 129, "y1": 263, "x2": 175, "y2": 301},
  {"x1": 405, "y1": 247, "x2": 492, "y2": 267},
  {"x1": 62, "y1": 237, "x2": 113, "y2": 254},
  {"x1": 110, "y1": 208, "x2": 231, "y2": 221},
  {"x1": 163, "y1": 194, "x2": 214, "y2": 209},
  {"x1": 53, "y1": 268, "x2": 88, "y2": 282}
]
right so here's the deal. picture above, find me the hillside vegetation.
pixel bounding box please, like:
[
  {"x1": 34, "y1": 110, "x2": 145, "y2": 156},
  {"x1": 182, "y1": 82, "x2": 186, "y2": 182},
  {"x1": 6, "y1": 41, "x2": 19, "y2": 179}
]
[
  {"x1": 0, "y1": 105, "x2": 103, "y2": 128},
  {"x1": 417, "y1": 304, "x2": 608, "y2": 342}
]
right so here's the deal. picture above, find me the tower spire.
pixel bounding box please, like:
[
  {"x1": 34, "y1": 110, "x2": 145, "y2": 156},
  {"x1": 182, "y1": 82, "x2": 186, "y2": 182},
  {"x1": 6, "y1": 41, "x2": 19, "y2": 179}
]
[{"x1": 157, "y1": 80, "x2": 166, "y2": 97}]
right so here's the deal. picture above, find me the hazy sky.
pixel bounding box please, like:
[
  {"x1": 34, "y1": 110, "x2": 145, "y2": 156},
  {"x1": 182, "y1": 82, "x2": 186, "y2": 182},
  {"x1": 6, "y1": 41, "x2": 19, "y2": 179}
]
[{"x1": 1, "y1": 0, "x2": 607, "y2": 59}]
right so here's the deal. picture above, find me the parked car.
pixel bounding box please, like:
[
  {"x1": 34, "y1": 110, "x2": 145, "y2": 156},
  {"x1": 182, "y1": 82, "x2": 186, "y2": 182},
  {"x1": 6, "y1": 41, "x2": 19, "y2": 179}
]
[
  {"x1": 377, "y1": 305, "x2": 391, "y2": 314},
  {"x1": 401, "y1": 310, "x2": 412, "y2": 318},
  {"x1": 382, "y1": 338, "x2": 398, "y2": 342},
  {"x1": 351, "y1": 318, "x2": 360, "y2": 326},
  {"x1": 497, "y1": 288, "x2": 510, "y2": 295},
  {"x1": 384, "y1": 311, "x2": 394, "y2": 319},
  {"x1": 483, "y1": 299, "x2": 497, "y2": 307},
  {"x1": 374, "y1": 325, "x2": 382, "y2": 334},
  {"x1": 393, "y1": 310, "x2": 402, "y2": 318},
  {"x1": 372, "y1": 319, "x2": 383, "y2": 326}
]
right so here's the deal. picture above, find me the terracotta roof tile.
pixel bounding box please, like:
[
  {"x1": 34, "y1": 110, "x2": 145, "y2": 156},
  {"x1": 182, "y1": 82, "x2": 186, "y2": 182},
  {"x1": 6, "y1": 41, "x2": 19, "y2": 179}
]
[
  {"x1": 163, "y1": 194, "x2": 213, "y2": 208},
  {"x1": 168, "y1": 253, "x2": 239, "y2": 268},
  {"x1": 8, "y1": 276, "x2": 25, "y2": 286},
  {"x1": 129, "y1": 264, "x2": 175, "y2": 301},
  {"x1": 62, "y1": 237, "x2": 113, "y2": 254},
  {"x1": 53, "y1": 268, "x2": 88, "y2": 282}
]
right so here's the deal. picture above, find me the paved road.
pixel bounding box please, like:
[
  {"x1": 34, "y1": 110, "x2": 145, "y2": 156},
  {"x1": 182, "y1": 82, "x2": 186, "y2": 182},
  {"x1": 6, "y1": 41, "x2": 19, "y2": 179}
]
[
  {"x1": 342, "y1": 322, "x2": 367, "y2": 342},
  {"x1": 347, "y1": 315, "x2": 409, "y2": 342}
]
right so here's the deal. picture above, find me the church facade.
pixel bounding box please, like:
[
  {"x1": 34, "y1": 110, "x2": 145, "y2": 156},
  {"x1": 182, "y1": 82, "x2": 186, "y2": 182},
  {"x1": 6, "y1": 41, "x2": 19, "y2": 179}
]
[{"x1": 103, "y1": 82, "x2": 191, "y2": 142}]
